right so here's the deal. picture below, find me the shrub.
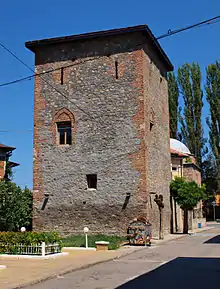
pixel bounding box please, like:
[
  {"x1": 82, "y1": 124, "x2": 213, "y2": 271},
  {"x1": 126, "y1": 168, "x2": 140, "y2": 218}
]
[{"x1": 0, "y1": 231, "x2": 62, "y2": 245}]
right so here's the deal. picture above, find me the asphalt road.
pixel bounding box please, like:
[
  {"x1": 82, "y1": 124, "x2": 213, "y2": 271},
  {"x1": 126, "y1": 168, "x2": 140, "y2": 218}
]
[{"x1": 28, "y1": 226, "x2": 220, "y2": 289}]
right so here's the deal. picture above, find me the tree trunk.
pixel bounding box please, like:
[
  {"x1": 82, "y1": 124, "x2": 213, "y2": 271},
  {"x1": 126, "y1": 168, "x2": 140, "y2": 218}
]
[
  {"x1": 174, "y1": 198, "x2": 178, "y2": 232},
  {"x1": 170, "y1": 196, "x2": 174, "y2": 234},
  {"x1": 183, "y1": 209, "x2": 188, "y2": 234}
]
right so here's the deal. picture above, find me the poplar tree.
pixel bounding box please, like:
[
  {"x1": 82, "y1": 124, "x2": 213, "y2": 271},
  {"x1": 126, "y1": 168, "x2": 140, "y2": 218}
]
[
  {"x1": 206, "y1": 62, "x2": 220, "y2": 194},
  {"x1": 178, "y1": 63, "x2": 205, "y2": 167},
  {"x1": 168, "y1": 72, "x2": 179, "y2": 139}
]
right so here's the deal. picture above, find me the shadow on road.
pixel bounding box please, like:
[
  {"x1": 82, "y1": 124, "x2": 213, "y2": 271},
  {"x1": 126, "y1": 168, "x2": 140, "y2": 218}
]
[
  {"x1": 204, "y1": 235, "x2": 220, "y2": 244},
  {"x1": 116, "y1": 257, "x2": 220, "y2": 289}
]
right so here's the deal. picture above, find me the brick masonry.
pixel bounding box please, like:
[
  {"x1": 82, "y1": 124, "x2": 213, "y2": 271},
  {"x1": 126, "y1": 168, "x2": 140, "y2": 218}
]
[
  {"x1": 183, "y1": 164, "x2": 202, "y2": 186},
  {"x1": 0, "y1": 161, "x2": 5, "y2": 179},
  {"x1": 29, "y1": 31, "x2": 172, "y2": 237}
]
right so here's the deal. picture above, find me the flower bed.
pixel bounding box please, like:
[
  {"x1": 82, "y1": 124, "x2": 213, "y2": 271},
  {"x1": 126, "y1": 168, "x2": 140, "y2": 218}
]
[{"x1": 0, "y1": 232, "x2": 62, "y2": 256}]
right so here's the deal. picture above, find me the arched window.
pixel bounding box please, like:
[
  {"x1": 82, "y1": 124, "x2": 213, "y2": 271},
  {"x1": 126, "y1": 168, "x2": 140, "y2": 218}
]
[{"x1": 54, "y1": 108, "x2": 75, "y2": 145}]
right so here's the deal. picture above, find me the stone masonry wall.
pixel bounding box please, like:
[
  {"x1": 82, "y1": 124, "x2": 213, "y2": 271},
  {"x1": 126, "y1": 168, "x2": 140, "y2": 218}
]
[
  {"x1": 143, "y1": 43, "x2": 171, "y2": 238},
  {"x1": 32, "y1": 31, "x2": 171, "y2": 236}
]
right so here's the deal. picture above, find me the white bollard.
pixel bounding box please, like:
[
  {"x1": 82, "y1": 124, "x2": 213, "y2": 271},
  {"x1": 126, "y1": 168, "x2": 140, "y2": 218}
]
[
  {"x1": 41, "y1": 242, "x2": 46, "y2": 257},
  {"x1": 84, "y1": 227, "x2": 89, "y2": 249}
]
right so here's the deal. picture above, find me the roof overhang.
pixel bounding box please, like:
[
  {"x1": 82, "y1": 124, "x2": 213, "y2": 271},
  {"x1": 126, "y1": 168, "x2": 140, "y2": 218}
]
[
  {"x1": 0, "y1": 144, "x2": 16, "y2": 152},
  {"x1": 25, "y1": 24, "x2": 173, "y2": 71},
  {"x1": 8, "y1": 161, "x2": 19, "y2": 168},
  {"x1": 170, "y1": 148, "x2": 189, "y2": 158}
]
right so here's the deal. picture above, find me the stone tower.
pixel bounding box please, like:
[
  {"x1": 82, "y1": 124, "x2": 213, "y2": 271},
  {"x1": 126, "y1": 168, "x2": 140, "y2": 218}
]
[{"x1": 26, "y1": 25, "x2": 173, "y2": 237}]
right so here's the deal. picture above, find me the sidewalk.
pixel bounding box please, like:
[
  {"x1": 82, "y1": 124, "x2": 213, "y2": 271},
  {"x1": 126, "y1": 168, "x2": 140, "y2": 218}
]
[
  {"x1": 0, "y1": 246, "x2": 146, "y2": 289},
  {"x1": 0, "y1": 226, "x2": 214, "y2": 289}
]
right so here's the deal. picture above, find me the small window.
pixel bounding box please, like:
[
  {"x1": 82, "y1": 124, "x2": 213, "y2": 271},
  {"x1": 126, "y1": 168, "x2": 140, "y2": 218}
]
[
  {"x1": 61, "y1": 67, "x2": 64, "y2": 85},
  {"x1": 115, "y1": 61, "x2": 118, "y2": 79},
  {"x1": 86, "y1": 174, "x2": 97, "y2": 189},
  {"x1": 172, "y1": 167, "x2": 177, "y2": 171},
  {"x1": 57, "y1": 121, "x2": 72, "y2": 145}
]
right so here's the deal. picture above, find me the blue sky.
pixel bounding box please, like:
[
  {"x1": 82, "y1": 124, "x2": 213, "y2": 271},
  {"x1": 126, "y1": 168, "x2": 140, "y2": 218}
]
[{"x1": 0, "y1": 0, "x2": 219, "y2": 188}]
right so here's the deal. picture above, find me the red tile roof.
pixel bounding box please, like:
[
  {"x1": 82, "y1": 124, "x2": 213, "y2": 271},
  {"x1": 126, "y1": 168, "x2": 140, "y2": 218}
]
[{"x1": 170, "y1": 148, "x2": 188, "y2": 157}]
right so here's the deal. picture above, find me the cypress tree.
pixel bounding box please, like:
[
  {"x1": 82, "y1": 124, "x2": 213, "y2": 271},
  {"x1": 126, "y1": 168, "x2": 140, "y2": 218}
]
[{"x1": 178, "y1": 63, "x2": 205, "y2": 167}]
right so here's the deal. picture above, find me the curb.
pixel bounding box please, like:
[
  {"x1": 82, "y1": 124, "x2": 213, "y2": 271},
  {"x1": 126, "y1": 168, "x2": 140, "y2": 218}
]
[
  {"x1": 12, "y1": 227, "x2": 215, "y2": 289},
  {"x1": 63, "y1": 247, "x2": 96, "y2": 251},
  {"x1": 0, "y1": 252, "x2": 68, "y2": 260},
  {"x1": 12, "y1": 247, "x2": 145, "y2": 289}
]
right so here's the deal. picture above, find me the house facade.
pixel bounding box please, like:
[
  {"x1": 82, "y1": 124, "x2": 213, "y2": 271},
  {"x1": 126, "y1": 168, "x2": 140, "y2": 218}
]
[
  {"x1": 170, "y1": 138, "x2": 206, "y2": 232},
  {"x1": 0, "y1": 144, "x2": 19, "y2": 180},
  {"x1": 26, "y1": 25, "x2": 173, "y2": 237}
]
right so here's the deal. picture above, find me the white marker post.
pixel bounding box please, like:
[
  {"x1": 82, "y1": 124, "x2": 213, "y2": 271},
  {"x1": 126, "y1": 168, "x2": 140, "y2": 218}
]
[{"x1": 83, "y1": 227, "x2": 89, "y2": 249}]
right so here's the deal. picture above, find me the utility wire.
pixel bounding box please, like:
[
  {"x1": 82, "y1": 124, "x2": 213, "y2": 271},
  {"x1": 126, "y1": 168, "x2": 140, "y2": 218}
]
[
  {"x1": 157, "y1": 15, "x2": 220, "y2": 40},
  {"x1": 0, "y1": 42, "x2": 95, "y2": 119},
  {"x1": 0, "y1": 15, "x2": 220, "y2": 88},
  {"x1": 0, "y1": 17, "x2": 217, "y2": 132},
  {"x1": 0, "y1": 61, "x2": 93, "y2": 88},
  {"x1": 0, "y1": 114, "x2": 212, "y2": 134}
]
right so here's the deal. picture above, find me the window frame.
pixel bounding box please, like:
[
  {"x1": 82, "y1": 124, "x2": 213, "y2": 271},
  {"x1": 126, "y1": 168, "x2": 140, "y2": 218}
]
[{"x1": 57, "y1": 121, "x2": 72, "y2": 146}]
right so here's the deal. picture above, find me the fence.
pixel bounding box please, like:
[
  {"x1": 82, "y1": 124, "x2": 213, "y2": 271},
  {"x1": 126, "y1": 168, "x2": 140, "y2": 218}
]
[{"x1": 0, "y1": 242, "x2": 61, "y2": 256}]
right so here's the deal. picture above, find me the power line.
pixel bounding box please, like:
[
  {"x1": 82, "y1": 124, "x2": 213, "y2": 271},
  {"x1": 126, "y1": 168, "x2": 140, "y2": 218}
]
[
  {"x1": 0, "y1": 61, "x2": 93, "y2": 88},
  {"x1": 0, "y1": 42, "x2": 96, "y2": 119},
  {"x1": 0, "y1": 114, "x2": 212, "y2": 134},
  {"x1": 0, "y1": 75, "x2": 33, "y2": 87},
  {"x1": 1, "y1": 15, "x2": 220, "y2": 89},
  {"x1": 157, "y1": 15, "x2": 220, "y2": 40}
]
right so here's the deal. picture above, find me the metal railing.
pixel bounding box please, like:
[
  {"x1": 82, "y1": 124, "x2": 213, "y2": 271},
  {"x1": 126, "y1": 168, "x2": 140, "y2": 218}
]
[{"x1": 0, "y1": 242, "x2": 61, "y2": 256}]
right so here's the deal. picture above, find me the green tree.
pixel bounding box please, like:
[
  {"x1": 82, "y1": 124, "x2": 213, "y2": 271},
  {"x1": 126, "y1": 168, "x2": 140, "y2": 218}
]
[
  {"x1": 202, "y1": 153, "x2": 217, "y2": 195},
  {"x1": 168, "y1": 72, "x2": 179, "y2": 138},
  {"x1": 170, "y1": 177, "x2": 206, "y2": 233},
  {"x1": 206, "y1": 62, "x2": 220, "y2": 194},
  {"x1": 0, "y1": 182, "x2": 32, "y2": 231},
  {"x1": 178, "y1": 63, "x2": 206, "y2": 167}
]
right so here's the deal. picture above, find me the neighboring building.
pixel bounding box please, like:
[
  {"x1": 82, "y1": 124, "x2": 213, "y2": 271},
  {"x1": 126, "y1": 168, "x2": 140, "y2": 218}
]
[
  {"x1": 26, "y1": 25, "x2": 173, "y2": 237},
  {"x1": 0, "y1": 144, "x2": 19, "y2": 180},
  {"x1": 170, "y1": 138, "x2": 201, "y2": 185},
  {"x1": 170, "y1": 138, "x2": 205, "y2": 232}
]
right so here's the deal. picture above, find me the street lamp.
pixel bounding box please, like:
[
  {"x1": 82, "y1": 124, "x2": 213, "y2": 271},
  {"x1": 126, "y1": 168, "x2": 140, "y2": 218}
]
[
  {"x1": 20, "y1": 227, "x2": 26, "y2": 233},
  {"x1": 212, "y1": 201, "x2": 216, "y2": 221},
  {"x1": 83, "y1": 227, "x2": 89, "y2": 249}
]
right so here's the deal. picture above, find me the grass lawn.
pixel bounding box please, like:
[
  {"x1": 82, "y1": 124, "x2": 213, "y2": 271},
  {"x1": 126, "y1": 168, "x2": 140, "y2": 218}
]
[{"x1": 62, "y1": 234, "x2": 126, "y2": 250}]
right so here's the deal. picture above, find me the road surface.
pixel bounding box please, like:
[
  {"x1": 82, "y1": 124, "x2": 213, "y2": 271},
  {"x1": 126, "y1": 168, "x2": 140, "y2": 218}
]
[{"x1": 28, "y1": 226, "x2": 220, "y2": 289}]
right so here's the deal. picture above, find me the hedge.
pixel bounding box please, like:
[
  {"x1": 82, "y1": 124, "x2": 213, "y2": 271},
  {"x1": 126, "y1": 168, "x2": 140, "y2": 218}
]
[{"x1": 0, "y1": 232, "x2": 62, "y2": 245}]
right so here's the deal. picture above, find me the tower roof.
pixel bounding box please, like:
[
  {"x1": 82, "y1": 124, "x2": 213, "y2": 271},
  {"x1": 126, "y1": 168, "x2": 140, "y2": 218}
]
[{"x1": 25, "y1": 24, "x2": 173, "y2": 71}]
